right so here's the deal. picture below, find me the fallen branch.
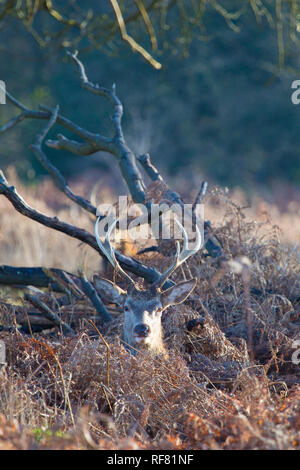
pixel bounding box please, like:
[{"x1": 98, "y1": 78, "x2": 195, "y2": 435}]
[
  {"x1": 24, "y1": 293, "x2": 75, "y2": 337},
  {"x1": 80, "y1": 277, "x2": 112, "y2": 323},
  {"x1": 0, "y1": 265, "x2": 80, "y2": 291}
]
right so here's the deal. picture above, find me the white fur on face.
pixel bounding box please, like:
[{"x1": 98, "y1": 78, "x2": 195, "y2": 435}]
[{"x1": 123, "y1": 301, "x2": 163, "y2": 348}]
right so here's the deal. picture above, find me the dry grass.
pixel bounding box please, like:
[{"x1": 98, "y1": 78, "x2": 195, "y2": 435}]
[{"x1": 0, "y1": 170, "x2": 299, "y2": 450}]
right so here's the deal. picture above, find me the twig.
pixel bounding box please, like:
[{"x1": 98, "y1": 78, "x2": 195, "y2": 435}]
[
  {"x1": 134, "y1": 0, "x2": 158, "y2": 50},
  {"x1": 110, "y1": 0, "x2": 161, "y2": 69},
  {"x1": 88, "y1": 319, "x2": 110, "y2": 387},
  {"x1": 242, "y1": 268, "x2": 254, "y2": 362},
  {"x1": 192, "y1": 181, "x2": 208, "y2": 210}
]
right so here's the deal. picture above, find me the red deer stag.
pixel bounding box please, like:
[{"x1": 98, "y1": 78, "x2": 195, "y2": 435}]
[{"x1": 93, "y1": 216, "x2": 202, "y2": 357}]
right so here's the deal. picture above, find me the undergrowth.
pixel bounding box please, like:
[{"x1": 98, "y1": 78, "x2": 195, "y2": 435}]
[{"x1": 0, "y1": 174, "x2": 299, "y2": 449}]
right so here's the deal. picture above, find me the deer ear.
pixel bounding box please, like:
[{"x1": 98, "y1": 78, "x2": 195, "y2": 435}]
[
  {"x1": 93, "y1": 275, "x2": 126, "y2": 306},
  {"x1": 161, "y1": 278, "x2": 197, "y2": 309}
]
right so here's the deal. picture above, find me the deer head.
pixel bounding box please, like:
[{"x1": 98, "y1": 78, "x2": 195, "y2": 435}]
[{"x1": 93, "y1": 217, "x2": 201, "y2": 356}]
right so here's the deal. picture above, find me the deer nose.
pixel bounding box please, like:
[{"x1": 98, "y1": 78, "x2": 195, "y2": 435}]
[{"x1": 134, "y1": 324, "x2": 150, "y2": 337}]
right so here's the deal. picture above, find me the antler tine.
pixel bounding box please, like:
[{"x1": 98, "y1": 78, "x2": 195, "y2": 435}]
[
  {"x1": 156, "y1": 217, "x2": 202, "y2": 289},
  {"x1": 95, "y1": 216, "x2": 137, "y2": 286}
]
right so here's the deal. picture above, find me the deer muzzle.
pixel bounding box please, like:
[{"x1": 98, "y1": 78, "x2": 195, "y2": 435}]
[{"x1": 133, "y1": 323, "x2": 150, "y2": 339}]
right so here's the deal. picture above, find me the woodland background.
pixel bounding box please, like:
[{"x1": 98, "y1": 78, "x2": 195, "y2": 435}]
[{"x1": 1, "y1": 0, "x2": 300, "y2": 195}]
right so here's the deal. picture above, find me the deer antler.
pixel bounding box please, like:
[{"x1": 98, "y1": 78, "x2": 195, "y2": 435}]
[
  {"x1": 155, "y1": 218, "x2": 202, "y2": 289},
  {"x1": 95, "y1": 215, "x2": 202, "y2": 290},
  {"x1": 95, "y1": 216, "x2": 137, "y2": 287}
]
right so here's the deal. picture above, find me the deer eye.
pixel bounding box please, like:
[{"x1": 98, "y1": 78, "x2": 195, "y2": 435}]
[{"x1": 124, "y1": 305, "x2": 130, "y2": 312}]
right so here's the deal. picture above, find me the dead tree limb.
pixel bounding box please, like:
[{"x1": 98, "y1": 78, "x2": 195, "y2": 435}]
[
  {"x1": 24, "y1": 293, "x2": 75, "y2": 336},
  {"x1": 66, "y1": 50, "x2": 146, "y2": 203},
  {"x1": 28, "y1": 107, "x2": 148, "y2": 228},
  {"x1": 0, "y1": 265, "x2": 81, "y2": 291},
  {"x1": 0, "y1": 92, "x2": 110, "y2": 149},
  {"x1": 30, "y1": 105, "x2": 98, "y2": 216},
  {"x1": 0, "y1": 52, "x2": 148, "y2": 207},
  {"x1": 79, "y1": 277, "x2": 112, "y2": 323},
  {"x1": 0, "y1": 170, "x2": 173, "y2": 288}
]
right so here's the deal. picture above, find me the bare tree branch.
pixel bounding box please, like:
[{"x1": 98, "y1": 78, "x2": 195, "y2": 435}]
[
  {"x1": 1, "y1": 55, "x2": 146, "y2": 204},
  {"x1": 30, "y1": 105, "x2": 98, "y2": 216},
  {"x1": 0, "y1": 112, "x2": 28, "y2": 133},
  {"x1": 38, "y1": 104, "x2": 112, "y2": 147},
  {"x1": 0, "y1": 83, "x2": 113, "y2": 150},
  {"x1": 109, "y1": 0, "x2": 161, "y2": 70},
  {"x1": 45, "y1": 135, "x2": 96, "y2": 155},
  {"x1": 138, "y1": 153, "x2": 163, "y2": 182},
  {"x1": 66, "y1": 51, "x2": 146, "y2": 203}
]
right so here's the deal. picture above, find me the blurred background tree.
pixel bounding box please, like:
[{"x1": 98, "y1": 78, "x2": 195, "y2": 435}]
[{"x1": 0, "y1": 0, "x2": 300, "y2": 192}]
